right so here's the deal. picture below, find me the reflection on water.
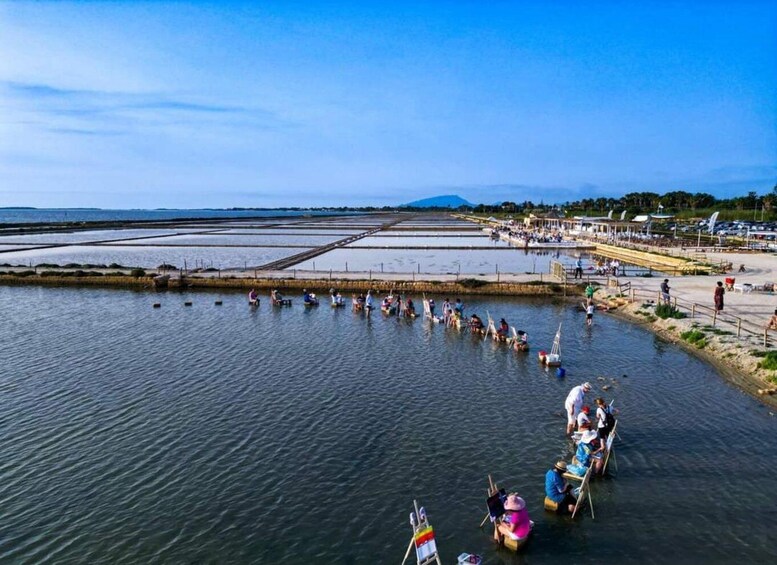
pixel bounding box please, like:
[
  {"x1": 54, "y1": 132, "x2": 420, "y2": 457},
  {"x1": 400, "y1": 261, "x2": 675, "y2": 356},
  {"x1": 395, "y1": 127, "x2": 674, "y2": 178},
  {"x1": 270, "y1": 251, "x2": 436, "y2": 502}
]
[
  {"x1": 0, "y1": 286, "x2": 774, "y2": 564},
  {"x1": 292, "y1": 247, "x2": 577, "y2": 273},
  {"x1": 0, "y1": 245, "x2": 311, "y2": 269}
]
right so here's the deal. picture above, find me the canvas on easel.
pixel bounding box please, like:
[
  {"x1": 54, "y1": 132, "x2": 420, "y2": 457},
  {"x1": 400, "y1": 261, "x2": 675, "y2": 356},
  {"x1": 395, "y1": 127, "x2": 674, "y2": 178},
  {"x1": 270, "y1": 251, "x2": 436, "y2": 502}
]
[
  {"x1": 571, "y1": 464, "x2": 595, "y2": 520},
  {"x1": 602, "y1": 420, "x2": 618, "y2": 475},
  {"x1": 401, "y1": 500, "x2": 443, "y2": 565},
  {"x1": 484, "y1": 312, "x2": 496, "y2": 342}
]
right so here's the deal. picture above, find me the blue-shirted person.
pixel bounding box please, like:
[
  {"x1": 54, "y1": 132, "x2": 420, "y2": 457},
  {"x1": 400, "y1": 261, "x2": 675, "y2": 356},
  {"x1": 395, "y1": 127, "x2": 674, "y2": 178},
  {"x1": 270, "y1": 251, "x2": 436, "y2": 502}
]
[{"x1": 545, "y1": 460, "x2": 576, "y2": 514}]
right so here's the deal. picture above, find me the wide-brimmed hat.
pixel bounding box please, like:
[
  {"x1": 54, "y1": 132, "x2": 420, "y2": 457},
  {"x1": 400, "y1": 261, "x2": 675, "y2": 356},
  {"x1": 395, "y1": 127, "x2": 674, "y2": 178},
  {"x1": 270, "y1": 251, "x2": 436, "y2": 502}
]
[
  {"x1": 554, "y1": 460, "x2": 567, "y2": 472},
  {"x1": 582, "y1": 382, "x2": 592, "y2": 391},
  {"x1": 581, "y1": 430, "x2": 599, "y2": 444},
  {"x1": 504, "y1": 494, "x2": 525, "y2": 511}
]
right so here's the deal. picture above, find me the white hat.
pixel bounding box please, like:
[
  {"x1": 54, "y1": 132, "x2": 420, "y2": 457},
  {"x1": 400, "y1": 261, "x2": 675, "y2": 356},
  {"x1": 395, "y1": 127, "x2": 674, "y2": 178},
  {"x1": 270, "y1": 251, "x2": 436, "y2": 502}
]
[
  {"x1": 582, "y1": 382, "x2": 592, "y2": 391},
  {"x1": 581, "y1": 430, "x2": 599, "y2": 444}
]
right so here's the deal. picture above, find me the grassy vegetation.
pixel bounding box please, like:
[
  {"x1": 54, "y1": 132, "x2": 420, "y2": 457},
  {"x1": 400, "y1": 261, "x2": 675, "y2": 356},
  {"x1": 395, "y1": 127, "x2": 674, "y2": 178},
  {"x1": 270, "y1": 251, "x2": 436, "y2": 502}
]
[
  {"x1": 681, "y1": 329, "x2": 707, "y2": 348},
  {"x1": 702, "y1": 325, "x2": 733, "y2": 336},
  {"x1": 755, "y1": 352, "x2": 777, "y2": 371},
  {"x1": 458, "y1": 278, "x2": 489, "y2": 289},
  {"x1": 130, "y1": 268, "x2": 147, "y2": 278},
  {"x1": 655, "y1": 304, "x2": 686, "y2": 319}
]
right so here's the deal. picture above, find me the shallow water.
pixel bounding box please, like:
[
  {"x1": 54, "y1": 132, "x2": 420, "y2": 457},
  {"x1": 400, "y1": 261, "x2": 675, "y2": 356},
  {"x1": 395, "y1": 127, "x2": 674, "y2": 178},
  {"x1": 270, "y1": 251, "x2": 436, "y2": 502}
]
[
  {"x1": 349, "y1": 236, "x2": 511, "y2": 248},
  {"x1": 292, "y1": 247, "x2": 576, "y2": 274},
  {"x1": 0, "y1": 245, "x2": 311, "y2": 269},
  {"x1": 0, "y1": 286, "x2": 773, "y2": 564},
  {"x1": 0, "y1": 229, "x2": 200, "y2": 245}
]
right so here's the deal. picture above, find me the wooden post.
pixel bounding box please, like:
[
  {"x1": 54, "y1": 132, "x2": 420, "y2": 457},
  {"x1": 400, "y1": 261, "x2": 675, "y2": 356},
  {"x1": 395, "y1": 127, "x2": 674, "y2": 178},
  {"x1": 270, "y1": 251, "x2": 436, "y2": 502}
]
[
  {"x1": 765, "y1": 328, "x2": 769, "y2": 347},
  {"x1": 712, "y1": 309, "x2": 717, "y2": 326},
  {"x1": 737, "y1": 318, "x2": 741, "y2": 337},
  {"x1": 691, "y1": 304, "x2": 696, "y2": 318}
]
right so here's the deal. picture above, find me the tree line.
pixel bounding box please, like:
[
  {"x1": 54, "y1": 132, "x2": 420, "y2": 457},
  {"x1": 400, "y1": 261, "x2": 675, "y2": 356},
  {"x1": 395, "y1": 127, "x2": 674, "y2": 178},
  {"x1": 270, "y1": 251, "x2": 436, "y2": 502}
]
[{"x1": 472, "y1": 186, "x2": 777, "y2": 215}]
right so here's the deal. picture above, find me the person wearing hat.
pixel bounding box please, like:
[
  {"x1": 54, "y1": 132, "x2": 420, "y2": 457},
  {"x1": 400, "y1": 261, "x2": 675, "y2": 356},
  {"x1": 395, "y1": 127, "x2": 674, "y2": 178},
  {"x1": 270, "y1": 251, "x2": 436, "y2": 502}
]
[
  {"x1": 545, "y1": 461, "x2": 576, "y2": 514},
  {"x1": 564, "y1": 382, "x2": 593, "y2": 435},
  {"x1": 575, "y1": 429, "x2": 605, "y2": 475},
  {"x1": 494, "y1": 493, "x2": 532, "y2": 544},
  {"x1": 576, "y1": 405, "x2": 591, "y2": 430}
]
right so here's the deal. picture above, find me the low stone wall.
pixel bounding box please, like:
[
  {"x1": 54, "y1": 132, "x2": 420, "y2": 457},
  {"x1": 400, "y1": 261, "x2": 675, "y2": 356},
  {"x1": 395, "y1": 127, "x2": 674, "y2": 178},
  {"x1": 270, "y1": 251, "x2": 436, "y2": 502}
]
[{"x1": 0, "y1": 272, "x2": 574, "y2": 296}]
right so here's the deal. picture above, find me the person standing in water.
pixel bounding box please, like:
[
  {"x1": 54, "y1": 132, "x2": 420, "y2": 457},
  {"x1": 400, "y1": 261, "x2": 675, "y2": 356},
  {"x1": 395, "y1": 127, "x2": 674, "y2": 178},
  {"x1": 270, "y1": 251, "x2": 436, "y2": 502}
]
[
  {"x1": 365, "y1": 290, "x2": 374, "y2": 315},
  {"x1": 586, "y1": 302, "x2": 595, "y2": 326}
]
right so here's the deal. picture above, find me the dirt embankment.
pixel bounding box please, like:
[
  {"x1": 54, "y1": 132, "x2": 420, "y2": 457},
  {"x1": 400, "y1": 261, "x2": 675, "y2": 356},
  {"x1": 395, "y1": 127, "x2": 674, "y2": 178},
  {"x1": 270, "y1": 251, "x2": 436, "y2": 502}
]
[{"x1": 610, "y1": 297, "x2": 777, "y2": 409}]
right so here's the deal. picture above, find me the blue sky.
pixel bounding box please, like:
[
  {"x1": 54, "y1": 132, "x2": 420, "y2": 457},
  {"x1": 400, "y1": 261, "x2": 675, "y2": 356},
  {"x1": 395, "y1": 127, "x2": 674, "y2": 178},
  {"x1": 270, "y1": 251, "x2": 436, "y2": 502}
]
[{"x1": 0, "y1": 1, "x2": 775, "y2": 208}]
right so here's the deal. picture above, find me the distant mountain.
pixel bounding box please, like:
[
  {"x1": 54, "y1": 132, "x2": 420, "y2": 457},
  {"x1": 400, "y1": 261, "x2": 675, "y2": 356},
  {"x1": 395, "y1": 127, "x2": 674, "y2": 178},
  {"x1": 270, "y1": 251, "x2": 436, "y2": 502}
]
[{"x1": 402, "y1": 195, "x2": 473, "y2": 208}]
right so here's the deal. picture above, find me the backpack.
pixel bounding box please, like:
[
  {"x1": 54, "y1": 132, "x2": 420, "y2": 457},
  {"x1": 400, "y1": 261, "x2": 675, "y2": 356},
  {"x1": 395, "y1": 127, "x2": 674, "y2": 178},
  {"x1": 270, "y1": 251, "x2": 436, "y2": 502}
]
[{"x1": 603, "y1": 406, "x2": 616, "y2": 429}]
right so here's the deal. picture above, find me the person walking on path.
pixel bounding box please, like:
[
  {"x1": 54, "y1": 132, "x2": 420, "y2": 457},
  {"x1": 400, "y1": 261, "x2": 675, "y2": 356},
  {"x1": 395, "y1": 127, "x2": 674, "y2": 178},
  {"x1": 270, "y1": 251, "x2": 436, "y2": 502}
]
[
  {"x1": 766, "y1": 309, "x2": 777, "y2": 331},
  {"x1": 574, "y1": 258, "x2": 583, "y2": 279},
  {"x1": 564, "y1": 382, "x2": 592, "y2": 435},
  {"x1": 660, "y1": 279, "x2": 671, "y2": 305},
  {"x1": 714, "y1": 281, "x2": 725, "y2": 312}
]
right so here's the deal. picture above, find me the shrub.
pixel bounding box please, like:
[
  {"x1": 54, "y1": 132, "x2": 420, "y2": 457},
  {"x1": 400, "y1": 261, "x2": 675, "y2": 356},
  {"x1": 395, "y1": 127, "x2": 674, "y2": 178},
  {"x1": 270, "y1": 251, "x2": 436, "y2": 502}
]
[
  {"x1": 108, "y1": 263, "x2": 128, "y2": 269},
  {"x1": 680, "y1": 329, "x2": 706, "y2": 347},
  {"x1": 130, "y1": 268, "x2": 147, "y2": 278},
  {"x1": 756, "y1": 352, "x2": 777, "y2": 371},
  {"x1": 655, "y1": 303, "x2": 686, "y2": 319},
  {"x1": 13, "y1": 270, "x2": 36, "y2": 277},
  {"x1": 157, "y1": 263, "x2": 177, "y2": 270},
  {"x1": 458, "y1": 278, "x2": 488, "y2": 289}
]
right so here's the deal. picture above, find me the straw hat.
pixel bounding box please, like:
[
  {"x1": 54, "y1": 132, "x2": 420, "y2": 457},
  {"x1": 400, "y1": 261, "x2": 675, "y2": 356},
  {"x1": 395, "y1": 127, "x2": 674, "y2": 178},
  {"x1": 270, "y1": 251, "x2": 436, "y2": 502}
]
[
  {"x1": 554, "y1": 460, "x2": 567, "y2": 472},
  {"x1": 582, "y1": 382, "x2": 592, "y2": 391},
  {"x1": 504, "y1": 494, "x2": 525, "y2": 511}
]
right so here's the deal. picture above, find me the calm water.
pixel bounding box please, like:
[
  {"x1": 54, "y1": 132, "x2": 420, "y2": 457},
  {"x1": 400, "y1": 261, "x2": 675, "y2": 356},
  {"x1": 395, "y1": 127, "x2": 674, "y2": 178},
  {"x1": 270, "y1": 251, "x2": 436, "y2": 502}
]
[
  {"x1": 0, "y1": 286, "x2": 774, "y2": 564},
  {"x1": 292, "y1": 248, "x2": 576, "y2": 274},
  {"x1": 0, "y1": 245, "x2": 310, "y2": 269},
  {"x1": 0, "y1": 209, "x2": 357, "y2": 224}
]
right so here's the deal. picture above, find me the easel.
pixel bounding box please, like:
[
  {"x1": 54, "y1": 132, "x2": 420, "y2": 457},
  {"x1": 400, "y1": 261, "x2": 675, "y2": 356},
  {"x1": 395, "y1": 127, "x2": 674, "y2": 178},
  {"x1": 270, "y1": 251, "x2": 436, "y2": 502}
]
[
  {"x1": 602, "y1": 420, "x2": 618, "y2": 475},
  {"x1": 422, "y1": 294, "x2": 434, "y2": 321},
  {"x1": 571, "y1": 464, "x2": 595, "y2": 520},
  {"x1": 478, "y1": 474, "x2": 502, "y2": 528},
  {"x1": 401, "y1": 500, "x2": 442, "y2": 565},
  {"x1": 484, "y1": 311, "x2": 497, "y2": 342}
]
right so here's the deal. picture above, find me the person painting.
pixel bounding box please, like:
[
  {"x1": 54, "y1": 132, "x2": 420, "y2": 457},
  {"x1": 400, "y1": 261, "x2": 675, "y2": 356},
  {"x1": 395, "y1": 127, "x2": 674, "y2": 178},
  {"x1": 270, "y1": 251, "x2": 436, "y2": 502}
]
[
  {"x1": 469, "y1": 313, "x2": 484, "y2": 332},
  {"x1": 576, "y1": 405, "x2": 591, "y2": 430},
  {"x1": 574, "y1": 429, "x2": 604, "y2": 475},
  {"x1": 494, "y1": 493, "x2": 532, "y2": 545},
  {"x1": 660, "y1": 279, "x2": 671, "y2": 304},
  {"x1": 714, "y1": 281, "x2": 725, "y2": 312},
  {"x1": 248, "y1": 288, "x2": 259, "y2": 306},
  {"x1": 545, "y1": 461, "x2": 577, "y2": 514},
  {"x1": 428, "y1": 298, "x2": 435, "y2": 316},
  {"x1": 404, "y1": 297, "x2": 415, "y2": 317},
  {"x1": 565, "y1": 382, "x2": 592, "y2": 435},
  {"x1": 497, "y1": 318, "x2": 509, "y2": 339}
]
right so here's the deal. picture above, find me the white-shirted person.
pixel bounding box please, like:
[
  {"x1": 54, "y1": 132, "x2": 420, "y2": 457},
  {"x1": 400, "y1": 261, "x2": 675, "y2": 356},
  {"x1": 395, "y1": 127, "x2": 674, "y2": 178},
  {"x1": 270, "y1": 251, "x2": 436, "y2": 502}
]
[{"x1": 565, "y1": 382, "x2": 592, "y2": 435}]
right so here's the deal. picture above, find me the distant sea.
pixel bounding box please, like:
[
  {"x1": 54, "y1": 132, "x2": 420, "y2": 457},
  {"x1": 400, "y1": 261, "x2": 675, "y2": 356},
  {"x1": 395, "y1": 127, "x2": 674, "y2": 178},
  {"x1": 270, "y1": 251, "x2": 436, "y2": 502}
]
[{"x1": 0, "y1": 208, "x2": 351, "y2": 225}]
